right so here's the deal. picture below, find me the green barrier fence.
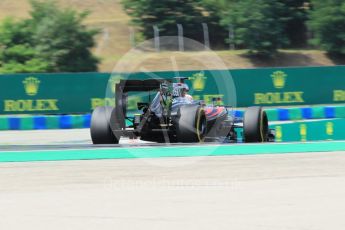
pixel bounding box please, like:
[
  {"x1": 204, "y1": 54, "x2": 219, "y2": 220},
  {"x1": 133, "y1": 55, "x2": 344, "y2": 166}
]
[
  {"x1": 0, "y1": 72, "x2": 110, "y2": 115},
  {"x1": 128, "y1": 66, "x2": 345, "y2": 108},
  {"x1": 235, "y1": 118, "x2": 344, "y2": 142},
  {"x1": 0, "y1": 66, "x2": 345, "y2": 115},
  {"x1": 269, "y1": 119, "x2": 345, "y2": 142}
]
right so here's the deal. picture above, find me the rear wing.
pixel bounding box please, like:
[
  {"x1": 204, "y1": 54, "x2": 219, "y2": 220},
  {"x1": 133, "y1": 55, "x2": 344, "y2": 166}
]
[
  {"x1": 114, "y1": 79, "x2": 171, "y2": 129},
  {"x1": 116, "y1": 79, "x2": 171, "y2": 93}
]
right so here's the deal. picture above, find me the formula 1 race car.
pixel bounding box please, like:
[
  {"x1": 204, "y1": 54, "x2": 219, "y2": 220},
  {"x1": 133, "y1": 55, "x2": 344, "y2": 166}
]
[{"x1": 90, "y1": 78, "x2": 275, "y2": 144}]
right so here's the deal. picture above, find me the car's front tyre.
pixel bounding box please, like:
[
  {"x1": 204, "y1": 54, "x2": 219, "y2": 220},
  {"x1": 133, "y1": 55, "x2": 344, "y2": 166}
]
[{"x1": 243, "y1": 106, "x2": 269, "y2": 142}]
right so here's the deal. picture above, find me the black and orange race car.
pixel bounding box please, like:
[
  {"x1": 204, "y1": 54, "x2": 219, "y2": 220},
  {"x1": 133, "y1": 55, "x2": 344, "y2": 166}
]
[{"x1": 90, "y1": 78, "x2": 275, "y2": 144}]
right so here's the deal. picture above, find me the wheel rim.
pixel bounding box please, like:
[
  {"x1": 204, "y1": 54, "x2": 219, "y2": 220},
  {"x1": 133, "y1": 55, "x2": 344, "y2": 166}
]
[
  {"x1": 196, "y1": 110, "x2": 207, "y2": 142},
  {"x1": 260, "y1": 111, "x2": 269, "y2": 142}
]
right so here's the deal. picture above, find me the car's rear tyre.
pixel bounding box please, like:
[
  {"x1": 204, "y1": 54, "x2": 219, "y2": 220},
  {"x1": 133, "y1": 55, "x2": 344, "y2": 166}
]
[
  {"x1": 176, "y1": 105, "x2": 207, "y2": 143},
  {"x1": 90, "y1": 106, "x2": 119, "y2": 144},
  {"x1": 243, "y1": 106, "x2": 268, "y2": 143}
]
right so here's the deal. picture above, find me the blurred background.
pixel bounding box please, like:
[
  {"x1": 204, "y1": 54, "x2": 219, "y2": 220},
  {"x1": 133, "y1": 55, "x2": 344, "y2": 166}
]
[{"x1": 1, "y1": 0, "x2": 345, "y2": 72}]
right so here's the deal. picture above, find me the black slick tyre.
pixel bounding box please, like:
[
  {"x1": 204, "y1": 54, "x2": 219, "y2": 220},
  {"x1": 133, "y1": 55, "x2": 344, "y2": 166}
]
[
  {"x1": 90, "y1": 106, "x2": 119, "y2": 144},
  {"x1": 176, "y1": 105, "x2": 207, "y2": 143},
  {"x1": 243, "y1": 106, "x2": 268, "y2": 143}
]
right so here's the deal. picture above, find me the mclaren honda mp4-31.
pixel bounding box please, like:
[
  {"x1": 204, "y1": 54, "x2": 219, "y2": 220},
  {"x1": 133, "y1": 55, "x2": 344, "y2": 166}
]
[{"x1": 90, "y1": 78, "x2": 275, "y2": 144}]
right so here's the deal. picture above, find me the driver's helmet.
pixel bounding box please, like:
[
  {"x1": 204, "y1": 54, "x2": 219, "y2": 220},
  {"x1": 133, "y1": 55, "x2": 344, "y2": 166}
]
[
  {"x1": 172, "y1": 83, "x2": 189, "y2": 97},
  {"x1": 160, "y1": 81, "x2": 170, "y2": 95}
]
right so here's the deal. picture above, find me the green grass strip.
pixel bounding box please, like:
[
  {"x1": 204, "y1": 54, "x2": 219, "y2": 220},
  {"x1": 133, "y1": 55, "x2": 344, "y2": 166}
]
[{"x1": 0, "y1": 141, "x2": 344, "y2": 163}]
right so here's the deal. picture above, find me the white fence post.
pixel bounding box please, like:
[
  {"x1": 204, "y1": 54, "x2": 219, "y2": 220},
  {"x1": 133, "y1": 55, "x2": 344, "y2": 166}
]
[
  {"x1": 129, "y1": 27, "x2": 135, "y2": 48},
  {"x1": 202, "y1": 23, "x2": 210, "y2": 50},
  {"x1": 229, "y1": 24, "x2": 235, "y2": 50},
  {"x1": 95, "y1": 28, "x2": 110, "y2": 54},
  {"x1": 153, "y1": 25, "x2": 160, "y2": 52},
  {"x1": 177, "y1": 24, "x2": 184, "y2": 51}
]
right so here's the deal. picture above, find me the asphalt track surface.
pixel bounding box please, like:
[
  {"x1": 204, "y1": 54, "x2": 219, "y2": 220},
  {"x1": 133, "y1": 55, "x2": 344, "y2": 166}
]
[{"x1": 0, "y1": 129, "x2": 345, "y2": 230}]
